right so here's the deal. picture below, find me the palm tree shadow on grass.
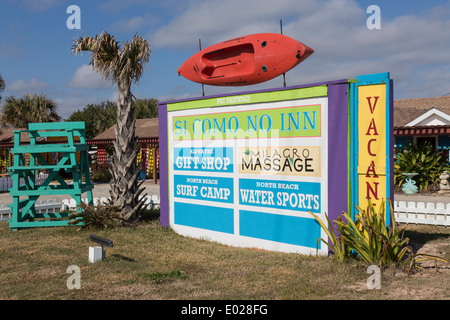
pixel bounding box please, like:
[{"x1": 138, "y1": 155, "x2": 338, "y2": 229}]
[{"x1": 110, "y1": 254, "x2": 136, "y2": 262}]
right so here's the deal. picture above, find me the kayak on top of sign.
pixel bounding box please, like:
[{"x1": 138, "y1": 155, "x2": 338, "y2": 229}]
[{"x1": 177, "y1": 33, "x2": 314, "y2": 86}]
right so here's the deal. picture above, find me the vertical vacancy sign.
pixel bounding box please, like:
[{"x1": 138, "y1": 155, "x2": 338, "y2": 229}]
[{"x1": 353, "y1": 73, "x2": 393, "y2": 221}]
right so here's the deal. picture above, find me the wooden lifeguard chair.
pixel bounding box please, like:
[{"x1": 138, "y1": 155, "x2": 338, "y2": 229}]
[{"x1": 7, "y1": 122, "x2": 94, "y2": 230}]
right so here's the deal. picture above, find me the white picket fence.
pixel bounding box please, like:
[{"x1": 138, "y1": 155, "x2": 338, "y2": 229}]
[
  {"x1": 0, "y1": 195, "x2": 160, "y2": 222},
  {"x1": 0, "y1": 174, "x2": 49, "y2": 192},
  {"x1": 393, "y1": 200, "x2": 450, "y2": 227}
]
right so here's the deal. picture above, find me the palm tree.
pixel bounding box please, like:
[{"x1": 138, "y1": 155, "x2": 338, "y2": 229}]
[
  {"x1": 1, "y1": 93, "x2": 61, "y2": 127},
  {"x1": 72, "y1": 32, "x2": 151, "y2": 223},
  {"x1": 0, "y1": 74, "x2": 5, "y2": 104}
]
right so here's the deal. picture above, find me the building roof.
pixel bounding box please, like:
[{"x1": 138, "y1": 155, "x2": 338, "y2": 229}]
[
  {"x1": 90, "y1": 118, "x2": 159, "y2": 141},
  {"x1": 0, "y1": 127, "x2": 29, "y2": 146},
  {"x1": 394, "y1": 95, "x2": 450, "y2": 127}
]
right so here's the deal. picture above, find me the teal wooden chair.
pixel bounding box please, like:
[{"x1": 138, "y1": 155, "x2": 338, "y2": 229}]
[{"x1": 7, "y1": 122, "x2": 94, "y2": 230}]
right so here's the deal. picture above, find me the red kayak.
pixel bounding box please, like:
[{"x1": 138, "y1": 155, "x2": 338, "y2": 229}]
[{"x1": 177, "y1": 33, "x2": 314, "y2": 86}]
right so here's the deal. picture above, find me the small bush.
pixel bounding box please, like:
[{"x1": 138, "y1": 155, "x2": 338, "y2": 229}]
[
  {"x1": 139, "y1": 207, "x2": 160, "y2": 222},
  {"x1": 68, "y1": 202, "x2": 123, "y2": 230},
  {"x1": 90, "y1": 163, "x2": 112, "y2": 183},
  {"x1": 308, "y1": 199, "x2": 448, "y2": 272},
  {"x1": 394, "y1": 142, "x2": 448, "y2": 191}
]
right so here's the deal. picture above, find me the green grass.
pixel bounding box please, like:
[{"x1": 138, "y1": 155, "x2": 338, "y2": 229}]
[
  {"x1": 140, "y1": 269, "x2": 188, "y2": 284},
  {"x1": 0, "y1": 218, "x2": 448, "y2": 300}
]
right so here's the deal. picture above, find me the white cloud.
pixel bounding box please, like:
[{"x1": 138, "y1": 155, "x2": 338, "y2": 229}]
[
  {"x1": 55, "y1": 96, "x2": 104, "y2": 119},
  {"x1": 148, "y1": 0, "x2": 319, "y2": 49},
  {"x1": 68, "y1": 65, "x2": 112, "y2": 89},
  {"x1": 109, "y1": 91, "x2": 119, "y2": 102},
  {"x1": 294, "y1": 3, "x2": 450, "y2": 98},
  {"x1": 8, "y1": 0, "x2": 64, "y2": 12},
  {"x1": 148, "y1": 0, "x2": 450, "y2": 99},
  {"x1": 97, "y1": 0, "x2": 147, "y2": 13},
  {"x1": 112, "y1": 16, "x2": 146, "y2": 32},
  {"x1": 111, "y1": 13, "x2": 160, "y2": 33},
  {"x1": 8, "y1": 78, "x2": 50, "y2": 95}
]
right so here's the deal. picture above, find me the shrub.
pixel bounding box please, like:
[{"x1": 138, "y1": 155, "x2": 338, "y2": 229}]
[
  {"x1": 90, "y1": 163, "x2": 112, "y2": 183},
  {"x1": 394, "y1": 142, "x2": 447, "y2": 191},
  {"x1": 68, "y1": 202, "x2": 123, "y2": 230},
  {"x1": 308, "y1": 199, "x2": 448, "y2": 272},
  {"x1": 338, "y1": 200, "x2": 410, "y2": 267},
  {"x1": 139, "y1": 207, "x2": 160, "y2": 222}
]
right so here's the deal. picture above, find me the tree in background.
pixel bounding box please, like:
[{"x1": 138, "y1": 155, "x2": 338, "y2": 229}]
[
  {"x1": 133, "y1": 97, "x2": 158, "y2": 119},
  {"x1": 72, "y1": 31, "x2": 151, "y2": 223},
  {"x1": 0, "y1": 74, "x2": 5, "y2": 104},
  {"x1": 67, "y1": 98, "x2": 158, "y2": 139},
  {"x1": 1, "y1": 93, "x2": 61, "y2": 127},
  {"x1": 67, "y1": 101, "x2": 117, "y2": 139}
]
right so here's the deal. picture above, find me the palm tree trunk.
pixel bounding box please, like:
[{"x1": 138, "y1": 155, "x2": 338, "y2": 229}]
[{"x1": 109, "y1": 82, "x2": 146, "y2": 222}]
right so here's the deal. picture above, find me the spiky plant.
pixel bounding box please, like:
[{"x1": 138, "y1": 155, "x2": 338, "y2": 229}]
[
  {"x1": 308, "y1": 199, "x2": 448, "y2": 272},
  {"x1": 394, "y1": 142, "x2": 447, "y2": 191},
  {"x1": 69, "y1": 202, "x2": 123, "y2": 230},
  {"x1": 72, "y1": 32, "x2": 151, "y2": 223}
]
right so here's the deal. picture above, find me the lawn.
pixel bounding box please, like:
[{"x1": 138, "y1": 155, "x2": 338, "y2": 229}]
[{"x1": 0, "y1": 216, "x2": 448, "y2": 301}]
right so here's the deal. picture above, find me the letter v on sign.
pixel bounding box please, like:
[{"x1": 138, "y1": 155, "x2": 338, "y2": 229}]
[{"x1": 366, "y1": 96, "x2": 379, "y2": 114}]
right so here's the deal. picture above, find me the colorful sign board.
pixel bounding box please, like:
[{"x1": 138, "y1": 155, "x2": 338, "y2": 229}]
[{"x1": 158, "y1": 73, "x2": 393, "y2": 255}]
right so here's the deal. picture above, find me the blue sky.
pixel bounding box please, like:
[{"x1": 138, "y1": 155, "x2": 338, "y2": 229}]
[{"x1": 1, "y1": 0, "x2": 450, "y2": 119}]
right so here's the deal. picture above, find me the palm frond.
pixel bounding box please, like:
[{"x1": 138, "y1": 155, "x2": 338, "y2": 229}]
[
  {"x1": 117, "y1": 33, "x2": 151, "y2": 85},
  {"x1": 0, "y1": 94, "x2": 60, "y2": 127},
  {"x1": 72, "y1": 32, "x2": 121, "y2": 83},
  {"x1": 71, "y1": 32, "x2": 150, "y2": 87}
]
